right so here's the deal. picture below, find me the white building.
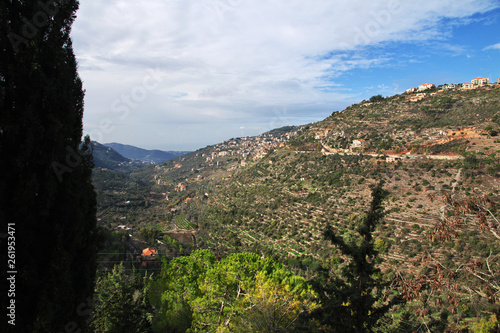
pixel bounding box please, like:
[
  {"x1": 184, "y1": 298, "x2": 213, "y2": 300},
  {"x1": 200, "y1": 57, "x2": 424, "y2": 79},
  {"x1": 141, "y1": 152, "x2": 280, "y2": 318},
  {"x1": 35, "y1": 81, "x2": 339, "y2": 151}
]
[
  {"x1": 351, "y1": 139, "x2": 367, "y2": 149},
  {"x1": 418, "y1": 83, "x2": 435, "y2": 91},
  {"x1": 462, "y1": 82, "x2": 475, "y2": 90},
  {"x1": 442, "y1": 84, "x2": 456, "y2": 90},
  {"x1": 471, "y1": 77, "x2": 489, "y2": 86}
]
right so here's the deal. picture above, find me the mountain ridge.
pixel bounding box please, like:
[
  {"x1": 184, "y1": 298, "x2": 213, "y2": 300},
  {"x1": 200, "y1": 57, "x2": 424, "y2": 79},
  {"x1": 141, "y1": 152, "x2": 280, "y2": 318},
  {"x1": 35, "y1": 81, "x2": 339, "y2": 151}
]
[
  {"x1": 104, "y1": 142, "x2": 191, "y2": 163},
  {"x1": 91, "y1": 141, "x2": 149, "y2": 172}
]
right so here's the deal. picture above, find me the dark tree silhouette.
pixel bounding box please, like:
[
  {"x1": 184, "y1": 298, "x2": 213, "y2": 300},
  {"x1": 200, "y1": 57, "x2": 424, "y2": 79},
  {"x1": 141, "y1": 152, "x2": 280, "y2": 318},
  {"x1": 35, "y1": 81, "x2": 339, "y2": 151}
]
[
  {"x1": 1, "y1": 1, "x2": 97, "y2": 332},
  {"x1": 313, "y1": 182, "x2": 401, "y2": 332},
  {"x1": 369, "y1": 94, "x2": 385, "y2": 103}
]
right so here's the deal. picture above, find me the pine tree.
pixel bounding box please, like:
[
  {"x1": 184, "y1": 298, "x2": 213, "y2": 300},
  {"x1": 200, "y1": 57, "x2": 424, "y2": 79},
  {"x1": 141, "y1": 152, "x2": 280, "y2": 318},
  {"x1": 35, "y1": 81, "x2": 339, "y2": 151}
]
[
  {"x1": 91, "y1": 264, "x2": 153, "y2": 333},
  {"x1": 0, "y1": 1, "x2": 97, "y2": 332}
]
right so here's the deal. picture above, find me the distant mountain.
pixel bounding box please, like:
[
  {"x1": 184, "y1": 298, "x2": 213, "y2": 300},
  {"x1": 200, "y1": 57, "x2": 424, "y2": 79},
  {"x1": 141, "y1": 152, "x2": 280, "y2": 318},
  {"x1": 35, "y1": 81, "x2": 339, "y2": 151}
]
[
  {"x1": 91, "y1": 141, "x2": 148, "y2": 172},
  {"x1": 103, "y1": 142, "x2": 190, "y2": 163}
]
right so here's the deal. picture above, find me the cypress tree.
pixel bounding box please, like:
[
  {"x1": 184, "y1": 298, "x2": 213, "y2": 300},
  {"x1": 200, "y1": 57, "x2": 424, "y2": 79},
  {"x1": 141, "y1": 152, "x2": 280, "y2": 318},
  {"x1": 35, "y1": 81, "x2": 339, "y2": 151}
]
[{"x1": 0, "y1": 1, "x2": 97, "y2": 332}]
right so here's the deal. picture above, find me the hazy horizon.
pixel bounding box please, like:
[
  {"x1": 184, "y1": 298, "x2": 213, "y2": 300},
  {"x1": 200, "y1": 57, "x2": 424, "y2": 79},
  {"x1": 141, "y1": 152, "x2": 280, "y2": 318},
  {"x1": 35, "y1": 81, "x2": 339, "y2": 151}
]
[{"x1": 73, "y1": 0, "x2": 500, "y2": 151}]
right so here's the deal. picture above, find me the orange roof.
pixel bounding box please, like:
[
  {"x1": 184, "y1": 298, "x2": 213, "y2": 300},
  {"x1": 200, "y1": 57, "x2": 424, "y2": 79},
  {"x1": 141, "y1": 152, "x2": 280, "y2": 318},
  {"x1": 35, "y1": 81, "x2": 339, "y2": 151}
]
[
  {"x1": 142, "y1": 248, "x2": 156, "y2": 256},
  {"x1": 473, "y1": 77, "x2": 488, "y2": 80}
]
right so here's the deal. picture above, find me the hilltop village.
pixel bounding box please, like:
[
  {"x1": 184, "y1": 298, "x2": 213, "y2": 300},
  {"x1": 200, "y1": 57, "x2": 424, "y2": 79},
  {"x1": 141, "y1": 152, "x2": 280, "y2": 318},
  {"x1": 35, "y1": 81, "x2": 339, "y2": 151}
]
[
  {"x1": 404, "y1": 76, "x2": 500, "y2": 102},
  {"x1": 148, "y1": 79, "x2": 500, "y2": 198},
  {"x1": 311, "y1": 76, "x2": 500, "y2": 160}
]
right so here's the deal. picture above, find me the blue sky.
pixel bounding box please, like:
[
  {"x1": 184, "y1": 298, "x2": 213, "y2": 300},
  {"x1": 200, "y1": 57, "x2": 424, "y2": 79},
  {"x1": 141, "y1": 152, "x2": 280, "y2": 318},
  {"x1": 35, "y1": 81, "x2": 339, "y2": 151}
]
[
  {"x1": 343, "y1": 9, "x2": 500, "y2": 99},
  {"x1": 71, "y1": 0, "x2": 500, "y2": 151}
]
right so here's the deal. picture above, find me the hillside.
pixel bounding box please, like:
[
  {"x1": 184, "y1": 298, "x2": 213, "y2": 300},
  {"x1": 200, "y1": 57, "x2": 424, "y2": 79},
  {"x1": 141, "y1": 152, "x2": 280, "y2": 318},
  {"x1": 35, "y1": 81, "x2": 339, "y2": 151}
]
[
  {"x1": 104, "y1": 142, "x2": 191, "y2": 163},
  {"x1": 93, "y1": 88, "x2": 500, "y2": 255},
  {"x1": 191, "y1": 88, "x2": 500, "y2": 266},
  {"x1": 92, "y1": 126, "x2": 302, "y2": 228},
  {"x1": 92, "y1": 88, "x2": 500, "y2": 329},
  {"x1": 295, "y1": 87, "x2": 500, "y2": 155},
  {"x1": 92, "y1": 141, "x2": 149, "y2": 172}
]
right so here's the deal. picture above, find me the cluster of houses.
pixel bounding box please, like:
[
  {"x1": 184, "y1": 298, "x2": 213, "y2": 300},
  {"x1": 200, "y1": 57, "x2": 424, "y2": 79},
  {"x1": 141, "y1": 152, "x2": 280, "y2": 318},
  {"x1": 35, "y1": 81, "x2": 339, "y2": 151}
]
[
  {"x1": 405, "y1": 76, "x2": 499, "y2": 102},
  {"x1": 152, "y1": 128, "x2": 302, "y2": 201},
  {"x1": 205, "y1": 130, "x2": 298, "y2": 163}
]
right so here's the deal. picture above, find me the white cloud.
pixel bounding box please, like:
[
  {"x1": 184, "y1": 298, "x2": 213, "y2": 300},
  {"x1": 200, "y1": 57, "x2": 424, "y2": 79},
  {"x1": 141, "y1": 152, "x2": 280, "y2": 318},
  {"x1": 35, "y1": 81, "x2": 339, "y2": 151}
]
[
  {"x1": 72, "y1": 0, "x2": 500, "y2": 149},
  {"x1": 483, "y1": 42, "x2": 500, "y2": 50}
]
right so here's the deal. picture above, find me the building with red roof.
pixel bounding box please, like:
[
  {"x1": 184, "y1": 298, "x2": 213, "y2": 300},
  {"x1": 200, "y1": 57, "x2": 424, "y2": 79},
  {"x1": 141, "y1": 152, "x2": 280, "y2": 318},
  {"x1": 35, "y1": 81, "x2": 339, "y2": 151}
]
[
  {"x1": 471, "y1": 77, "x2": 489, "y2": 85},
  {"x1": 142, "y1": 248, "x2": 156, "y2": 257}
]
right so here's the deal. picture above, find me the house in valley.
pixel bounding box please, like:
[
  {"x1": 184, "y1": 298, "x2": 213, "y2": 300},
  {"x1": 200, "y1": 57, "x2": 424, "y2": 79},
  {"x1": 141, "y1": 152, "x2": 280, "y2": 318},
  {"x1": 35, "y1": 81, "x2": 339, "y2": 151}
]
[{"x1": 142, "y1": 248, "x2": 156, "y2": 257}]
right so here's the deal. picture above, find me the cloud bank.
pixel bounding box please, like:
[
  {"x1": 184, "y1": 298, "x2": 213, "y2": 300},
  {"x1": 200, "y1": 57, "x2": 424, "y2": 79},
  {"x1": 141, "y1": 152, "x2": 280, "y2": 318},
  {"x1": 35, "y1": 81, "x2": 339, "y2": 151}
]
[{"x1": 72, "y1": 0, "x2": 499, "y2": 150}]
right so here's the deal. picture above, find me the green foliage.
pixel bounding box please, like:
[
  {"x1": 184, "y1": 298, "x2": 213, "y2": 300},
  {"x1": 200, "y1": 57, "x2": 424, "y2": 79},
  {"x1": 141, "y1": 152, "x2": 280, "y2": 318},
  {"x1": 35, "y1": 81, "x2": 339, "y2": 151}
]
[
  {"x1": 163, "y1": 235, "x2": 181, "y2": 247},
  {"x1": 369, "y1": 95, "x2": 385, "y2": 103},
  {"x1": 374, "y1": 238, "x2": 388, "y2": 253},
  {"x1": 139, "y1": 228, "x2": 162, "y2": 244},
  {"x1": 174, "y1": 215, "x2": 197, "y2": 229},
  {"x1": 150, "y1": 250, "x2": 318, "y2": 332},
  {"x1": 230, "y1": 271, "x2": 320, "y2": 332},
  {"x1": 470, "y1": 316, "x2": 499, "y2": 333},
  {"x1": 91, "y1": 264, "x2": 153, "y2": 332}
]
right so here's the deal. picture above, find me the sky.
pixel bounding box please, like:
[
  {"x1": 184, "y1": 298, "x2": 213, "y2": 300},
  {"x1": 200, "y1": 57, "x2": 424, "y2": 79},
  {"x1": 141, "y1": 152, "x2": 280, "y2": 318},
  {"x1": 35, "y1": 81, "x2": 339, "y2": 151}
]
[{"x1": 71, "y1": 0, "x2": 500, "y2": 151}]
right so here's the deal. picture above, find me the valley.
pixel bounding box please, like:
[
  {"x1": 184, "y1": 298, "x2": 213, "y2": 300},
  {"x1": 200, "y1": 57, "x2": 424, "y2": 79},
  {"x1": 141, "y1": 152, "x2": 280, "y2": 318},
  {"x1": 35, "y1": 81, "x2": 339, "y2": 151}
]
[{"x1": 92, "y1": 87, "x2": 500, "y2": 330}]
